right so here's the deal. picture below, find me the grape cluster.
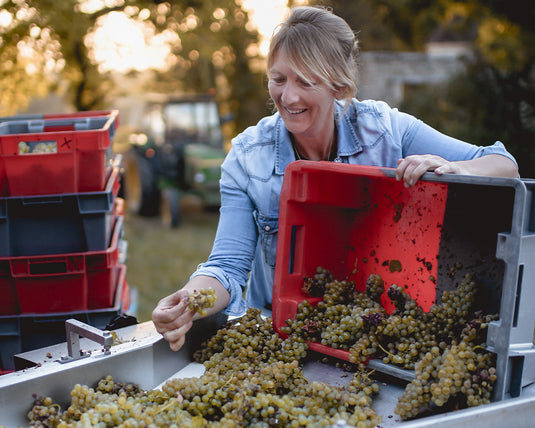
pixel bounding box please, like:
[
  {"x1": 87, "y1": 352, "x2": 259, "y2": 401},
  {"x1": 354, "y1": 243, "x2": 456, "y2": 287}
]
[
  {"x1": 18, "y1": 141, "x2": 57, "y2": 154},
  {"x1": 347, "y1": 368, "x2": 381, "y2": 401},
  {"x1": 283, "y1": 268, "x2": 498, "y2": 421},
  {"x1": 27, "y1": 395, "x2": 62, "y2": 427},
  {"x1": 301, "y1": 266, "x2": 333, "y2": 297},
  {"x1": 395, "y1": 333, "x2": 496, "y2": 419},
  {"x1": 282, "y1": 269, "x2": 386, "y2": 352},
  {"x1": 26, "y1": 308, "x2": 381, "y2": 427},
  {"x1": 364, "y1": 274, "x2": 384, "y2": 304},
  {"x1": 185, "y1": 288, "x2": 218, "y2": 317}
]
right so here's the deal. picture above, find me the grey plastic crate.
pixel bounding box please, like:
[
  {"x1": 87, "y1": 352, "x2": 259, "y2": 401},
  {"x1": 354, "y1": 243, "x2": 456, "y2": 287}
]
[
  {"x1": 429, "y1": 173, "x2": 535, "y2": 401},
  {"x1": 375, "y1": 171, "x2": 535, "y2": 401}
]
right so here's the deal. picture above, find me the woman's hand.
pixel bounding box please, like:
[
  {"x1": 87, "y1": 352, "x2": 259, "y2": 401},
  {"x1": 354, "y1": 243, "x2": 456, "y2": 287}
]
[
  {"x1": 395, "y1": 154, "x2": 453, "y2": 188},
  {"x1": 152, "y1": 289, "x2": 194, "y2": 351},
  {"x1": 396, "y1": 154, "x2": 518, "y2": 188},
  {"x1": 152, "y1": 276, "x2": 231, "y2": 352}
]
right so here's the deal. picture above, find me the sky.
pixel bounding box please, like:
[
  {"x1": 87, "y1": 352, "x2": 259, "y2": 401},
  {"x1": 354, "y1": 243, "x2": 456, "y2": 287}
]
[{"x1": 90, "y1": 0, "x2": 289, "y2": 73}]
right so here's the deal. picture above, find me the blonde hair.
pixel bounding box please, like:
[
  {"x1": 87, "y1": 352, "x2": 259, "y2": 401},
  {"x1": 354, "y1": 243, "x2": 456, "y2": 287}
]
[{"x1": 267, "y1": 6, "x2": 359, "y2": 112}]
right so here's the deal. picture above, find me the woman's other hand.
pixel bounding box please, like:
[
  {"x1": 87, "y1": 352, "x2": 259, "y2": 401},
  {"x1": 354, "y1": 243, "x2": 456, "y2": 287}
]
[
  {"x1": 395, "y1": 154, "x2": 453, "y2": 188},
  {"x1": 152, "y1": 289, "x2": 194, "y2": 351},
  {"x1": 396, "y1": 154, "x2": 518, "y2": 188}
]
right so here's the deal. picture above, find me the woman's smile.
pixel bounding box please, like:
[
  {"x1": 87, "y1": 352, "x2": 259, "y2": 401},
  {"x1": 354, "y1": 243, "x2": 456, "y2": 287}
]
[{"x1": 284, "y1": 106, "x2": 307, "y2": 115}]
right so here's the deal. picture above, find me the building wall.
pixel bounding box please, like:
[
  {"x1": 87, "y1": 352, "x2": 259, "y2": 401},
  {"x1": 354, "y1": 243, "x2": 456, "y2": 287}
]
[{"x1": 357, "y1": 46, "x2": 471, "y2": 106}]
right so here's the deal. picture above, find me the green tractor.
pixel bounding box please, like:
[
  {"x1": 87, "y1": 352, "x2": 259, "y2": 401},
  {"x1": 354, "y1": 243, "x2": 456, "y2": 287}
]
[{"x1": 123, "y1": 94, "x2": 227, "y2": 227}]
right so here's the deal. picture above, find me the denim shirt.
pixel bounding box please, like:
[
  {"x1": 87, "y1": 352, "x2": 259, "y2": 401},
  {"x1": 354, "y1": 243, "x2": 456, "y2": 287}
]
[{"x1": 190, "y1": 99, "x2": 517, "y2": 316}]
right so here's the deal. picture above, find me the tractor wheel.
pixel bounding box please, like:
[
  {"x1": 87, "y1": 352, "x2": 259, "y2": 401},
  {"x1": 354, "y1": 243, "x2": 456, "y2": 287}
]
[{"x1": 123, "y1": 149, "x2": 160, "y2": 217}]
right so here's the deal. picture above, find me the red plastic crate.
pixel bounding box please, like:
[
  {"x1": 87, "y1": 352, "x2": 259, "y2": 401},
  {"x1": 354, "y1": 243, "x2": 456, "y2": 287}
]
[
  {"x1": 0, "y1": 110, "x2": 118, "y2": 196},
  {"x1": 0, "y1": 263, "x2": 131, "y2": 372},
  {"x1": 272, "y1": 161, "x2": 517, "y2": 362},
  {"x1": 0, "y1": 215, "x2": 124, "y2": 315}
]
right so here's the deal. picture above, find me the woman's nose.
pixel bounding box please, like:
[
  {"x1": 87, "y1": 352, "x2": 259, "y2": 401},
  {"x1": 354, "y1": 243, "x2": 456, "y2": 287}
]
[{"x1": 281, "y1": 82, "x2": 299, "y2": 105}]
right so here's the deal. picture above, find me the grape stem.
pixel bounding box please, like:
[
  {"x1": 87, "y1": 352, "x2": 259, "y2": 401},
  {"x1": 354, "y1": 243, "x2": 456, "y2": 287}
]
[
  {"x1": 377, "y1": 342, "x2": 396, "y2": 358},
  {"x1": 154, "y1": 397, "x2": 179, "y2": 415}
]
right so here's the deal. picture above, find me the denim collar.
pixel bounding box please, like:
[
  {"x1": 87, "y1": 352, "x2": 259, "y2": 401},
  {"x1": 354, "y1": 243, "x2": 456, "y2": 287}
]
[{"x1": 274, "y1": 116, "x2": 295, "y2": 175}]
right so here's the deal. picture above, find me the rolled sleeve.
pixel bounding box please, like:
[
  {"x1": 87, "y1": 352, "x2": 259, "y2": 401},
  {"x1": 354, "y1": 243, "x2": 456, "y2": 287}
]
[
  {"x1": 477, "y1": 141, "x2": 518, "y2": 167},
  {"x1": 190, "y1": 265, "x2": 248, "y2": 317}
]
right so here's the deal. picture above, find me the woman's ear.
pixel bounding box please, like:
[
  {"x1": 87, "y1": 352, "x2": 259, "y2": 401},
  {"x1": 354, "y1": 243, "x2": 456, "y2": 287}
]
[{"x1": 334, "y1": 86, "x2": 348, "y2": 100}]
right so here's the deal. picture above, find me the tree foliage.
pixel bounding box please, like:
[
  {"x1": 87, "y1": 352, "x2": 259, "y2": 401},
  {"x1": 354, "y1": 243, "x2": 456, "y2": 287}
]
[
  {"x1": 0, "y1": 0, "x2": 269, "y2": 132},
  {"x1": 325, "y1": 0, "x2": 535, "y2": 177}
]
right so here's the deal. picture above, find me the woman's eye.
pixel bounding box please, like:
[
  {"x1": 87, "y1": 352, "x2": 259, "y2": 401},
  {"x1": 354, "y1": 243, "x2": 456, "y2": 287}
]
[
  {"x1": 270, "y1": 76, "x2": 284, "y2": 84},
  {"x1": 298, "y1": 79, "x2": 314, "y2": 88}
]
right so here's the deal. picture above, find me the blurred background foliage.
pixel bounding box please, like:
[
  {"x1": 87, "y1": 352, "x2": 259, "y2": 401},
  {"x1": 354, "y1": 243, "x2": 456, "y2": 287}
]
[
  {"x1": 328, "y1": 0, "x2": 535, "y2": 176},
  {"x1": 0, "y1": 0, "x2": 270, "y2": 136},
  {"x1": 1, "y1": 0, "x2": 534, "y2": 174}
]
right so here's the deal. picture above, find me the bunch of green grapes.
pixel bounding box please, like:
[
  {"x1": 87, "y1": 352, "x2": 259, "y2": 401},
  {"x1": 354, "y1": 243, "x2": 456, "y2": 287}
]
[
  {"x1": 283, "y1": 273, "x2": 386, "y2": 353},
  {"x1": 357, "y1": 285, "x2": 434, "y2": 369},
  {"x1": 27, "y1": 395, "x2": 62, "y2": 427},
  {"x1": 193, "y1": 307, "x2": 308, "y2": 373},
  {"x1": 186, "y1": 288, "x2": 218, "y2": 316},
  {"x1": 301, "y1": 266, "x2": 333, "y2": 297},
  {"x1": 25, "y1": 267, "x2": 498, "y2": 426},
  {"x1": 288, "y1": 268, "x2": 486, "y2": 372},
  {"x1": 284, "y1": 268, "x2": 498, "y2": 421},
  {"x1": 395, "y1": 337, "x2": 496, "y2": 419},
  {"x1": 347, "y1": 367, "x2": 381, "y2": 403}
]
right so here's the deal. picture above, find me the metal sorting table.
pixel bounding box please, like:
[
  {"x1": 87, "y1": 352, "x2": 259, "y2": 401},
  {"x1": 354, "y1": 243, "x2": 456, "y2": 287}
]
[{"x1": 1, "y1": 320, "x2": 535, "y2": 428}]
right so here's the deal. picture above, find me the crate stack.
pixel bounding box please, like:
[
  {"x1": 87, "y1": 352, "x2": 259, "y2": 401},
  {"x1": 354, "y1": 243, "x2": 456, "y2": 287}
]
[{"x1": 0, "y1": 110, "x2": 133, "y2": 373}]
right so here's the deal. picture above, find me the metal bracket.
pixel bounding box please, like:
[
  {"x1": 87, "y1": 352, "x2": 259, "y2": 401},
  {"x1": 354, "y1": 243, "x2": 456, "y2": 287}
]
[{"x1": 59, "y1": 319, "x2": 114, "y2": 363}]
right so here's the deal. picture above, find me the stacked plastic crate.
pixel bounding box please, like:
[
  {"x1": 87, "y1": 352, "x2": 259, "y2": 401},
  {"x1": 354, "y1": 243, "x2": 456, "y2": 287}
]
[{"x1": 0, "y1": 110, "x2": 133, "y2": 373}]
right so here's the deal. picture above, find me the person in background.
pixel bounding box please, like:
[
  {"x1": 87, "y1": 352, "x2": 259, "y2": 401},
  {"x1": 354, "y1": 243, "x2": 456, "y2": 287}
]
[{"x1": 152, "y1": 5, "x2": 518, "y2": 351}]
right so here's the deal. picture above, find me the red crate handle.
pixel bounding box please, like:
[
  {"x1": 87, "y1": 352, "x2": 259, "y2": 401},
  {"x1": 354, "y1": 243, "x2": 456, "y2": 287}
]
[{"x1": 10, "y1": 255, "x2": 86, "y2": 277}]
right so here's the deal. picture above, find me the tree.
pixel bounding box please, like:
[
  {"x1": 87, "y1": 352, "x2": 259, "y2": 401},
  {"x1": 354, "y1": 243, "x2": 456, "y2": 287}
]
[
  {"x1": 0, "y1": 1, "x2": 61, "y2": 115},
  {"x1": 326, "y1": 0, "x2": 416, "y2": 51},
  {"x1": 0, "y1": 0, "x2": 115, "y2": 114},
  {"x1": 0, "y1": 0, "x2": 269, "y2": 133}
]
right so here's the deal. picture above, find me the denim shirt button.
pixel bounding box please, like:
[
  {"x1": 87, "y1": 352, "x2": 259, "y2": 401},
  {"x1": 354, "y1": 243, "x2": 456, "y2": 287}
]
[{"x1": 264, "y1": 225, "x2": 271, "y2": 232}]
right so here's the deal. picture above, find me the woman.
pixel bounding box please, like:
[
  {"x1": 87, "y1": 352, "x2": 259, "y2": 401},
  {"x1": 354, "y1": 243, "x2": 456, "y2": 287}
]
[{"x1": 152, "y1": 6, "x2": 518, "y2": 351}]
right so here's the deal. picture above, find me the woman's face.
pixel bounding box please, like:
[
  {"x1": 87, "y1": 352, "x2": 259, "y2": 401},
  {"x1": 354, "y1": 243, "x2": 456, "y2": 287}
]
[{"x1": 268, "y1": 51, "x2": 338, "y2": 140}]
